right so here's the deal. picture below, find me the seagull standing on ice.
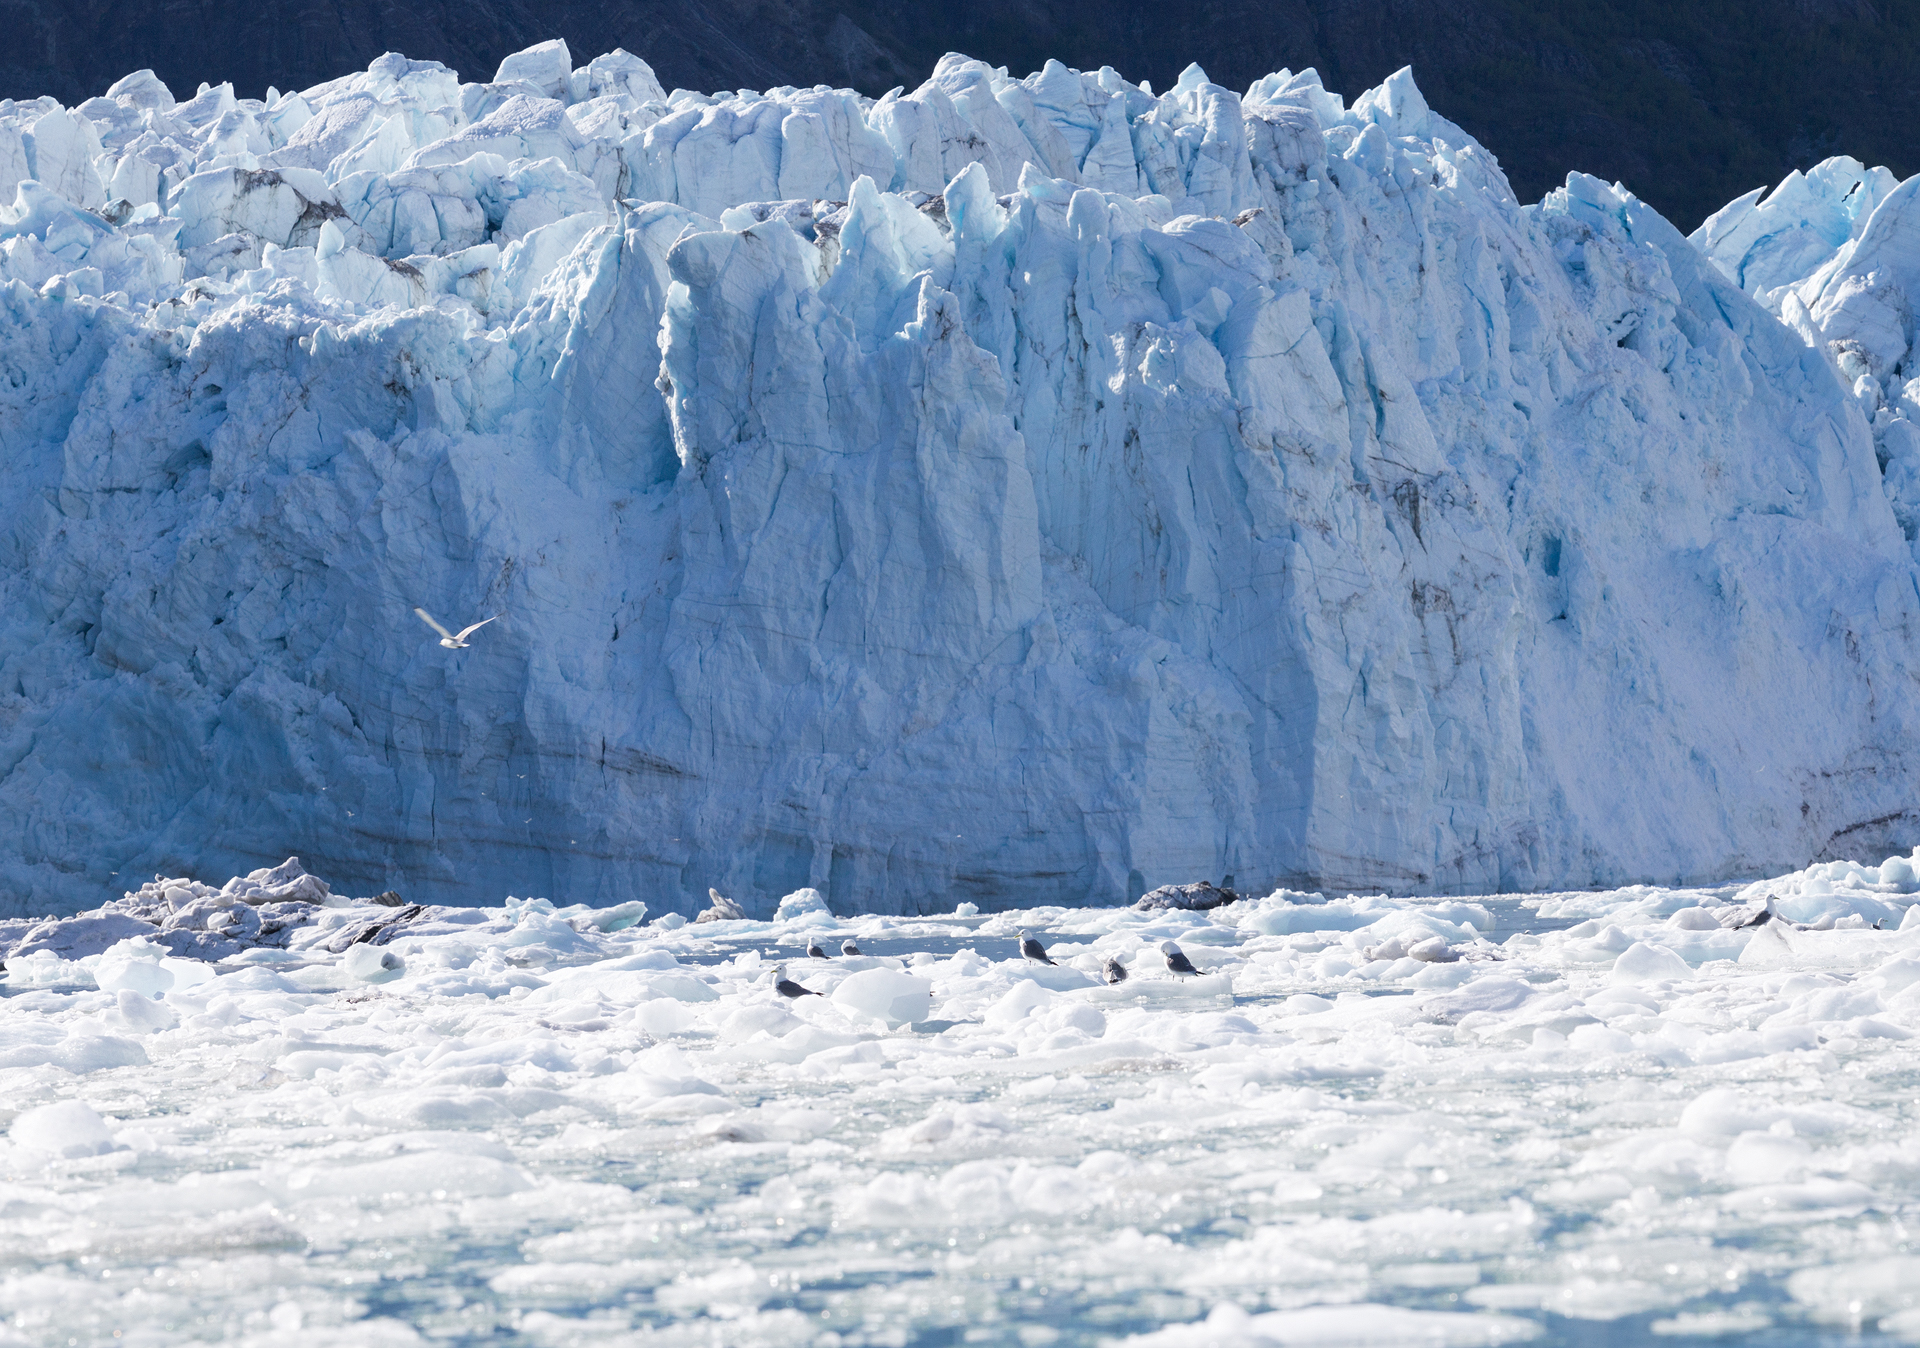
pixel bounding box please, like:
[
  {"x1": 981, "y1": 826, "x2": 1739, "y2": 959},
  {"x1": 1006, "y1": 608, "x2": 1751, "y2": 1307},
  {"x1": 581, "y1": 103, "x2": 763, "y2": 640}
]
[
  {"x1": 1103, "y1": 956, "x2": 1129, "y2": 984},
  {"x1": 841, "y1": 939, "x2": 862, "y2": 957},
  {"x1": 772, "y1": 966, "x2": 819, "y2": 999},
  {"x1": 807, "y1": 939, "x2": 828, "y2": 959},
  {"x1": 1161, "y1": 941, "x2": 1200, "y2": 975},
  {"x1": 414, "y1": 608, "x2": 498, "y2": 649},
  {"x1": 1019, "y1": 931, "x2": 1056, "y2": 965}
]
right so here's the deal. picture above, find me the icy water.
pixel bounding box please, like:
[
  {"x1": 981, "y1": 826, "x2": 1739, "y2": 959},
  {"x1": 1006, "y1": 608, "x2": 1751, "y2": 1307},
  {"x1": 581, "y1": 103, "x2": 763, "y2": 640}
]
[{"x1": 4, "y1": 872, "x2": 1920, "y2": 1347}]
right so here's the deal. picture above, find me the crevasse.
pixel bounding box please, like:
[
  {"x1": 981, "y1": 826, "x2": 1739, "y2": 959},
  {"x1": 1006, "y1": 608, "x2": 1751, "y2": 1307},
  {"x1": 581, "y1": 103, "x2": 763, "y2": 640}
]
[{"x1": 0, "y1": 41, "x2": 1914, "y2": 915}]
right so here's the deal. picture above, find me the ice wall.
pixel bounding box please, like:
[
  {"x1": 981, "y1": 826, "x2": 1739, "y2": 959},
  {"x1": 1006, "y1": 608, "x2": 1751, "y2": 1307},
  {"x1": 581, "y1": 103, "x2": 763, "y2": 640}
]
[
  {"x1": 1694, "y1": 161, "x2": 1920, "y2": 553},
  {"x1": 2, "y1": 43, "x2": 1916, "y2": 916}
]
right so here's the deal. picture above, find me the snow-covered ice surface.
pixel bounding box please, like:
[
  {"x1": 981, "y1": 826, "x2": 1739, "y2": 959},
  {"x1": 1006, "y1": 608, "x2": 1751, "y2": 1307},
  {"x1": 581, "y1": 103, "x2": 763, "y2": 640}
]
[
  {"x1": 8, "y1": 859, "x2": 1920, "y2": 1344},
  {"x1": 3, "y1": 42, "x2": 1919, "y2": 915}
]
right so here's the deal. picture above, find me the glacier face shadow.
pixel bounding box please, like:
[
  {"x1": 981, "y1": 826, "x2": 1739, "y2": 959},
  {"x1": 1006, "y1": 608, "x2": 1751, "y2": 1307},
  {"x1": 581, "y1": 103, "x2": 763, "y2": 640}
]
[{"x1": 0, "y1": 47, "x2": 1915, "y2": 915}]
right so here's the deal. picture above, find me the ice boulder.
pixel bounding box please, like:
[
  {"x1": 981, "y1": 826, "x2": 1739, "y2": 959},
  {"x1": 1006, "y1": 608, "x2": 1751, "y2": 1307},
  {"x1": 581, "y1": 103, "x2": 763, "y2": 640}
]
[
  {"x1": 1135, "y1": 882, "x2": 1239, "y2": 912},
  {"x1": 116, "y1": 987, "x2": 179, "y2": 1033},
  {"x1": 91, "y1": 938, "x2": 217, "y2": 997},
  {"x1": 1881, "y1": 854, "x2": 1919, "y2": 893},
  {"x1": 695, "y1": 890, "x2": 749, "y2": 923},
  {"x1": 11, "y1": 1100, "x2": 118, "y2": 1158},
  {"x1": 343, "y1": 944, "x2": 406, "y2": 983},
  {"x1": 1612, "y1": 941, "x2": 1695, "y2": 982},
  {"x1": 5, "y1": 913, "x2": 158, "y2": 961},
  {"x1": 222, "y1": 858, "x2": 331, "y2": 906},
  {"x1": 775, "y1": 888, "x2": 832, "y2": 922},
  {"x1": 985, "y1": 979, "x2": 1054, "y2": 1025},
  {"x1": 584, "y1": 900, "x2": 647, "y2": 931},
  {"x1": 831, "y1": 968, "x2": 932, "y2": 1027},
  {"x1": 1668, "y1": 906, "x2": 1724, "y2": 930}
]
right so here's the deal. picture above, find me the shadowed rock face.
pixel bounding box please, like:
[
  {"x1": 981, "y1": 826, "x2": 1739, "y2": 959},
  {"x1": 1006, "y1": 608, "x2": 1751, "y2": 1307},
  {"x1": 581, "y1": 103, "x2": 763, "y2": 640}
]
[{"x1": 3, "y1": 0, "x2": 1916, "y2": 230}]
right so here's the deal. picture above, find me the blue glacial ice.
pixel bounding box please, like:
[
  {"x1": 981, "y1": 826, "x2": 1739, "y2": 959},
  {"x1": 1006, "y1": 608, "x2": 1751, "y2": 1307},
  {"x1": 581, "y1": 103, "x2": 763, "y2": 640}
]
[
  {"x1": 1695, "y1": 159, "x2": 1920, "y2": 556},
  {"x1": 1, "y1": 44, "x2": 1917, "y2": 916}
]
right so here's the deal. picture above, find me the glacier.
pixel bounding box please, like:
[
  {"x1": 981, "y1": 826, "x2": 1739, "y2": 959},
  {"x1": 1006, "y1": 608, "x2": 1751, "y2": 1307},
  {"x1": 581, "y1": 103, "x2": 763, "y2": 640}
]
[
  {"x1": 2, "y1": 41, "x2": 1918, "y2": 917},
  {"x1": 1694, "y1": 159, "x2": 1920, "y2": 556}
]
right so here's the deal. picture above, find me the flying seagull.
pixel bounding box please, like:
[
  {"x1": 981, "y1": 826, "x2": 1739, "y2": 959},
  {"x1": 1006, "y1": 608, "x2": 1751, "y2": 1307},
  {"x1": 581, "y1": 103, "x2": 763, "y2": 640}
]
[
  {"x1": 841, "y1": 939, "x2": 862, "y2": 957},
  {"x1": 772, "y1": 965, "x2": 819, "y2": 999},
  {"x1": 1020, "y1": 931, "x2": 1056, "y2": 965},
  {"x1": 1161, "y1": 940, "x2": 1199, "y2": 975},
  {"x1": 807, "y1": 939, "x2": 829, "y2": 959},
  {"x1": 1103, "y1": 956, "x2": 1129, "y2": 984},
  {"x1": 414, "y1": 607, "x2": 498, "y2": 649}
]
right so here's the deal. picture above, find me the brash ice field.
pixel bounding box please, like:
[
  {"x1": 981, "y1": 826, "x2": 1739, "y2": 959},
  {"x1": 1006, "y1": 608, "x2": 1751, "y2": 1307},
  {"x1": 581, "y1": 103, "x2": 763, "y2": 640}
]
[{"x1": 5, "y1": 857, "x2": 1920, "y2": 1345}]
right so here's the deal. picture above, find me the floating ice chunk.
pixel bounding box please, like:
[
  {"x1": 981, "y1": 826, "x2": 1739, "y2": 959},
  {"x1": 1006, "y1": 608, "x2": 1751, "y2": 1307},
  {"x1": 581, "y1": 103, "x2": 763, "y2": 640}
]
[
  {"x1": 1788, "y1": 1256, "x2": 1920, "y2": 1326},
  {"x1": 278, "y1": 1149, "x2": 532, "y2": 1200},
  {"x1": 3, "y1": 948, "x2": 92, "y2": 987},
  {"x1": 343, "y1": 943, "x2": 406, "y2": 983},
  {"x1": 985, "y1": 979, "x2": 1054, "y2": 1024},
  {"x1": 6, "y1": 912, "x2": 156, "y2": 961},
  {"x1": 954, "y1": 902, "x2": 980, "y2": 916},
  {"x1": 831, "y1": 967, "x2": 932, "y2": 1027},
  {"x1": 1241, "y1": 894, "x2": 1383, "y2": 936},
  {"x1": 91, "y1": 938, "x2": 217, "y2": 997},
  {"x1": 1738, "y1": 921, "x2": 1800, "y2": 966},
  {"x1": 223, "y1": 857, "x2": 332, "y2": 906},
  {"x1": 1126, "y1": 1300, "x2": 1539, "y2": 1346},
  {"x1": 585, "y1": 900, "x2": 647, "y2": 931},
  {"x1": 115, "y1": 987, "x2": 178, "y2": 1033},
  {"x1": 1612, "y1": 942, "x2": 1694, "y2": 982},
  {"x1": 11, "y1": 1100, "x2": 118, "y2": 1158},
  {"x1": 1135, "y1": 881, "x2": 1238, "y2": 911},
  {"x1": 694, "y1": 889, "x2": 749, "y2": 924},
  {"x1": 1424, "y1": 976, "x2": 1535, "y2": 1020},
  {"x1": 1084, "y1": 972, "x2": 1234, "y2": 1005},
  {"x1": 1366, "y1": 933, "x2": 1458, "y2": 963},
  {"x1": 774, "y1": 887, "x2": 831, "y2": 921}
]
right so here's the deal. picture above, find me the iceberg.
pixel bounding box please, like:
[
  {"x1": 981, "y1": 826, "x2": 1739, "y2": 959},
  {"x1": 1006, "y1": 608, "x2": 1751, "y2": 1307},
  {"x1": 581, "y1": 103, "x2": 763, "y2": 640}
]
[{"x1": 0, "y1": 43, "x2": 1916, "y2": 916}]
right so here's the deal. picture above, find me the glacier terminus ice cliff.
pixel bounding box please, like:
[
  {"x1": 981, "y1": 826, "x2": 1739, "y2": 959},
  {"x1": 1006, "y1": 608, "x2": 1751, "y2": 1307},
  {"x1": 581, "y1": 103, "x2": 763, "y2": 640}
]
[{"x1": 2, "y1": 40, "x2": 1918, "y2": 916}]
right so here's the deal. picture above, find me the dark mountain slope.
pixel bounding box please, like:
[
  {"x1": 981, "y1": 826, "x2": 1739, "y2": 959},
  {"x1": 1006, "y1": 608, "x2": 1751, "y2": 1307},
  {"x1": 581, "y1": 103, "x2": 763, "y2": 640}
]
[{"x1": 1, "y1": 0, "x2": 1913, "y2": 229}]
